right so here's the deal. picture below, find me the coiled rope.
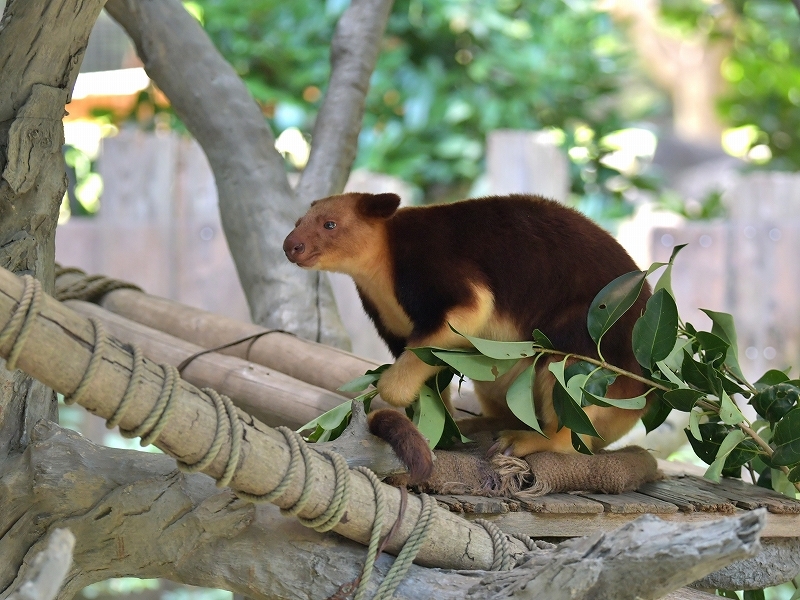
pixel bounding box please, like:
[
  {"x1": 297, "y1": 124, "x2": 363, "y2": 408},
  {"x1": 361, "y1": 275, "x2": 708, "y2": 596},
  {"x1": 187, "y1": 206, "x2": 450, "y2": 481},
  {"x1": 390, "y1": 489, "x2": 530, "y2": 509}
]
[{"x1": 2, "y1": 273, "x2": 526, "y2": 599}]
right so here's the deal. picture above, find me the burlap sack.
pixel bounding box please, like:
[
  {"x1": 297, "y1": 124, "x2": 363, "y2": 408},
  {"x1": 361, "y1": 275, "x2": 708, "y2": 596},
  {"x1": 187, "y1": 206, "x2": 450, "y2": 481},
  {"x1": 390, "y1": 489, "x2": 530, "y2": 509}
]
[{"x1": 387, "y1": 443, "x2": 660, "y2": 499}]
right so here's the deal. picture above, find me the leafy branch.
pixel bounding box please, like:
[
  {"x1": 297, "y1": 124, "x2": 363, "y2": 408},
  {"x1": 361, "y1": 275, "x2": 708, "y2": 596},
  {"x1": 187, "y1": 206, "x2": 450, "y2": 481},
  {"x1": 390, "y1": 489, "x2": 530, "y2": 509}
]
[{"x1": 300, "y1": 245, "x2": 800, "y2": 497}]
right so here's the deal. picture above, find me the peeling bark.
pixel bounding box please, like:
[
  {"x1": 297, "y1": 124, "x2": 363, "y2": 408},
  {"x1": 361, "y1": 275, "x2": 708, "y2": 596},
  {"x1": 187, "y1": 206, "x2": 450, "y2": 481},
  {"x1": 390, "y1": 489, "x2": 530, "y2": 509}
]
[{"x1": 0, "y1": 0, "x2": 104, "y2": 455}]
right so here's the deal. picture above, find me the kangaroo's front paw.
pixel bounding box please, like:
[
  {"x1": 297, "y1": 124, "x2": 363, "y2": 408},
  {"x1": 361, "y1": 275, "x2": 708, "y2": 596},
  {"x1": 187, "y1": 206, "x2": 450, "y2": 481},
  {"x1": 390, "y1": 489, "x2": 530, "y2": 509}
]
[{"x1": 376, "y1": 364, "x2": 421, "y2": 408}]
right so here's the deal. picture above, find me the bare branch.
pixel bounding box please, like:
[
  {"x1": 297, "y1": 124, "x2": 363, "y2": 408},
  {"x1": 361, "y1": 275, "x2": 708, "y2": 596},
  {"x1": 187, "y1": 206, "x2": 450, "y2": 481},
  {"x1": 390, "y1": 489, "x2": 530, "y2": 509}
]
[
  {"x1": 7, "y1": 529, "x2": 74, "y2": 600},
  {"x1": 296, "y1": 0, "x2": 395, "y2": 202},
  {"x1": 104, "y1": 0, "x2": 349, "y2": 348}
]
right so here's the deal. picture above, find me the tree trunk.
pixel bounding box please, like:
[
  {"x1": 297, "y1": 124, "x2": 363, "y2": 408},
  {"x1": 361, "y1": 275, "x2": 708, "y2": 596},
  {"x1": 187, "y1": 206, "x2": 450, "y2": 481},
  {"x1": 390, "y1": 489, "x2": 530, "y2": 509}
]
[
  {"x1": 104, "y1": 0, "x2": 393, "y2": 349},
  {"x1": 0, "y1": 0, "x2": 104, "y2": 453}
]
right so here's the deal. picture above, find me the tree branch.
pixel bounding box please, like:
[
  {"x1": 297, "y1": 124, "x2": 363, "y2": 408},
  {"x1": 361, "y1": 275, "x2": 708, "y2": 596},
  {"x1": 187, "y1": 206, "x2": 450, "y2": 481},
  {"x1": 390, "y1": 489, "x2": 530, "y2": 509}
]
[
  {"x1": 296, "y1": 0, "x2": 395, "y2": 202},
  {"x1": 103, "y1": 0, "x2": 349, "y2": 348},
  {"x1": 0, "y1": 422, "x2": 767, "y2": 600},
  {"x1": 6, "y1": 529, "x2": 74, "y2": 600}
]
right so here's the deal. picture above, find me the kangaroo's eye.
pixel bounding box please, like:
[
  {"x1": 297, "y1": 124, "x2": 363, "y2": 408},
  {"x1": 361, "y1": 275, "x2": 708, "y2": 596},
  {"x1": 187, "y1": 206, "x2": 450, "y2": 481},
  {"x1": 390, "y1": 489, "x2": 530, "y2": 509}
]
[{"x1": 324, "y1": 221, "x2": 336, "y2": 230}]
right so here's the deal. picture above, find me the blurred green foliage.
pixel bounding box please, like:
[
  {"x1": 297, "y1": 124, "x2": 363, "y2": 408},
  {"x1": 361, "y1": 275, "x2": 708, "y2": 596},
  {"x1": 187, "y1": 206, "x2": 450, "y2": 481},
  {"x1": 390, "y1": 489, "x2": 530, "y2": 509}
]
[
  {"x1": 191, "y1": 0, "x2": 662, "y2": 209},
  {"x1": 661, "y1": 0, "x2": 800, "y2": 171}
]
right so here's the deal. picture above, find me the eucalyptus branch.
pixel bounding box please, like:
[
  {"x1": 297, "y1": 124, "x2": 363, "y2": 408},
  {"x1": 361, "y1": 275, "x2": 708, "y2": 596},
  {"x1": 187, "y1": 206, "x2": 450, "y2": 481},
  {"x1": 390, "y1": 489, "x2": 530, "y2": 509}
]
[
  {"x1": 533, "y1": 348, "x2": 672, "y2": 392},
  {"x1": 722, "y1": 364, "x2": 759, "y2": 395}
]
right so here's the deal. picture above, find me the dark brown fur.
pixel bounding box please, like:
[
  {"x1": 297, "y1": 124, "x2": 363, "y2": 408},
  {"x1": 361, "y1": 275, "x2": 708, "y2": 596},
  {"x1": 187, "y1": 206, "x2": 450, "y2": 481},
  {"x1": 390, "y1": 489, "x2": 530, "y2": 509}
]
[
  {"x1": 284, "y1": 192, "x2": 652, "y2": 482},
  {"x1": 367, "y1": 409, "x2": 433, "y2": 483}
]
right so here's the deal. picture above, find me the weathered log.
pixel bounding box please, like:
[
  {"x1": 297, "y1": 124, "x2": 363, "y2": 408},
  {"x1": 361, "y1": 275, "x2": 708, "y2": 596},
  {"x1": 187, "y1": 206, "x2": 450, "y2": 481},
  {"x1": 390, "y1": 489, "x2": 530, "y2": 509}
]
[
  {"x1": 0, "y1": 421, "x2": 763, "y2": 600},
  {"x1": 466, "y1": 509, "x2": 763, "y2": 600},
  {"x1": 5, "y1": 529, "x2": 74, "y2": 600},
  {"x1": 0, "y1": 267, "x2": 519, "y2": 570}
]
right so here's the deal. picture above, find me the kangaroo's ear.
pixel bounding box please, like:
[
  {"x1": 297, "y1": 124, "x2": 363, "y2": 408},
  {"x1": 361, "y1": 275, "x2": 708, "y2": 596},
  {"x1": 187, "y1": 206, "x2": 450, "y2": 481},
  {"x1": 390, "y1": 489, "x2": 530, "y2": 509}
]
[{"x1": 357, "y1": 193, "x2": 401, "y2": 219}]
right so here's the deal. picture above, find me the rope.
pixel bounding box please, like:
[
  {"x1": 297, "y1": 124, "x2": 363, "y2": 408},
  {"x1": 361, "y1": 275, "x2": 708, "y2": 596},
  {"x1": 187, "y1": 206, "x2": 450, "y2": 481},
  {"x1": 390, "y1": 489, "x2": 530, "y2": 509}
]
[
  {"x1": 54, "y1": 264, "x2": 142, "y2": 302},
  {"x1": 176, "y1": 329, "x2": 295, "y2": 374},
  {"x1": 0, "y1": 274, "x2": 43, "y2": 371},
  {"x1": 0, "y1": 275, "x2": 519, "y2": 598},
  {"x1": 372, "y1": 493, "x2": 436, "y2": 600},
  {"x1": 474, "y1": 518, "x2": 514, "y2": 571},
  {"x1": 352, "y1": 467, "x2": 387, "y2": 600},
  {"x1": 63, "y1": 317, "x2": 107, "y2": 406}
]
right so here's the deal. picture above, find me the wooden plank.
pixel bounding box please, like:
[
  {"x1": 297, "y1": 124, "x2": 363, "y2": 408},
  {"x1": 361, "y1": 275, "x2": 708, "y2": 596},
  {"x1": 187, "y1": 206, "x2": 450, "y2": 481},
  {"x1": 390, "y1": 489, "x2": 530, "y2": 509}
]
[
  {"x1": 471, "y1": 510, "x2": 800, "y2": 539},
  {"x1": 447, "y1": 495, "x2": 509, "y2": 514},
  {"x1": 579, "y1": 491, "x2": 679, "y2": 514},
  {"x1": 638, "y1": 478, "x2": 736, "y2": 513},
  {"x1": 689, "y1": 475, "x2": 800, "y2": 514},
  {"x1": 518, "y1": 493, "x2": 604, "y2": 514}
]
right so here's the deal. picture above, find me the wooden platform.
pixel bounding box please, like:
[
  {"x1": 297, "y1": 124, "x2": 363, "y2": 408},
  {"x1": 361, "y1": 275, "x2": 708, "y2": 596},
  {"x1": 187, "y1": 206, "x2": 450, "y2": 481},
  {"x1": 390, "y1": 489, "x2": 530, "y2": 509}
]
[{"x1": 434, "y1": 473, "x2": 800, "y2": 539}]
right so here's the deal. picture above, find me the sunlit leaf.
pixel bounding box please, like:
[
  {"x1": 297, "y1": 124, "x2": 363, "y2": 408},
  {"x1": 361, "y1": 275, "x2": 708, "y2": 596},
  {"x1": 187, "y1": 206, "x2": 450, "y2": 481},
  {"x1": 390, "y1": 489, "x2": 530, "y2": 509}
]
[
  {"x1": 653, "y1": 244, "x2": 686, "y2": 297},
  {"x1": 720, "y1": 391, "x2": 745, "y2": 425},
  {"x1": 582, "y1": 389, "x2": 647, "y2": 409},
  {"x1": 297, "y1": 399, "x2": 352, "y2": 434},
  {"x1": 450, "y1": 326, "x2": 541, "y2": 359},
  {"x1": 409, "y1": 346, "x2": 459, "y2": 366},
  {"x1": 414, "y1": 384, "x2": 447, "y2": 448},
  {"x1": 432, "y1": 350, "x2": 518, "y2": 381},
  {"x1": 662, "y1": 337, "x2": 692, "y2": 372},
  {"x1": 337, "y1": 365, "x2": 388, "y2": 393},
  {"x1": 506, "y1": 363, "x2": 544, "y2": 434},
  {"x1": 689, "y1": 409, "x2": 703, "y2": 440},
  {"x1": 656, "y1": 359, "x2": 688, "y2": 388},
  {"x1": 632, "y1": 288, "x2": 679, "y2": 368},
  {"x1": 587, "y1": 270, "x2": 648, "y2": 347}
]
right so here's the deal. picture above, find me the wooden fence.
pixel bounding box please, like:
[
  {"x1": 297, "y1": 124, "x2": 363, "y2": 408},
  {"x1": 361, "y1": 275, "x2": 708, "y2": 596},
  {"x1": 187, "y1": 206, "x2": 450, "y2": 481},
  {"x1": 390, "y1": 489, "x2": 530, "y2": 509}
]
[{"x1": 56, "y1": 130, "x2": 800, "y2": 380}]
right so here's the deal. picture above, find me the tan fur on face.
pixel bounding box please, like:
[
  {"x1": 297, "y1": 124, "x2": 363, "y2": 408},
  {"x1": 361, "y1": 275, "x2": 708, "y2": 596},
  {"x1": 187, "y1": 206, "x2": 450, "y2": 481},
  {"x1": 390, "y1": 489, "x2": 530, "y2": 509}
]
[{"x1": 287, "y1": 194, "x2": 389, "y2": 274}]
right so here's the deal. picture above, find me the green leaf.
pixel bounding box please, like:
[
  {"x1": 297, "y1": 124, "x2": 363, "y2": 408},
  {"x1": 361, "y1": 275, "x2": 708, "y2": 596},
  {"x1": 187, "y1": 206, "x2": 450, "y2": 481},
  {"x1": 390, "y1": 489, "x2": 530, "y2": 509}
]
[
  {"x1": 587, "y1": 270, "x2": 648, "y2": 347},
  {"x1": 704, "y1": 429, "x2": 747, "y2": 482},
  {"x1": 700, "y1": 309, "x2": 746, "y2": 384},
  {"x1": 552, "y1": 379, "x2": 602, "y2": 439},
  {"x1": 653, "y1": 244, "x2": 686, "y2": 297},
  {"x1": 632, "y1": 288, "x2": 679, "y2": 368},
  {"x1": 297, "y1": 400, "x2": 353, "y2": 434},
  {"x1": 772, "y1": 408, "x2": 800, "y2": 466},
  {"x1": 532, "y1": 329, "x2": 554, "y2": 349},
  {"x1": 571, "y1": 431, "x2": 593, "y2": 455},
  {"x1": 662, "y1": 337, "x2": 692, "y2": 372},
  {"x1": 582, "y1": 389, "x2": 647, "y2": 409},
  {"x1": 743, "y1": 590, "x2": 765, "y2": 600},
  {"x1": 750, "y1": 383, "x2": 800, "y2": 423},
  {"x1": 663, "y1": 388, "x2": 705, "y2": 411},
  {"x1": 681, "y1": 351, "x2": 723, "y2": 396},
  {"x1": 720, "y1": 391, "x2": 745, "y2": 425},
  {"x1": 337, "y1": 365, "x2": 389, "y2": 393},
  {"x1": 695, "y1": 331, "x2": 729, "y2": 368},
  {"x1": 505, "y1": 363, "x2": 544, "y2": 435},
  {"x1": 449, "y1": 326, "x2": 541, "y2": 359},
  {"x1": 431, "y1": 350, "x2": 518, "y2": 381},
  {"x1": 788, "y1": 464, "x2": 800, "y2": 484},
  {"x1": 409, "y1": 346, "x2": 458, "y2": 366},
  {"x1": 641, "y1": 392, "x2": 672, "y2": 433},
  {"x1": 755, "y1": 369, "x2": 790, "y2": 389},
  {"x1": 656, "y1": 360, "x2": 688, "y2": 388},
  {"x1": 689, "y1": 409, "x2": 703, "y2": 440},
  {"x1": 413, "y1": 384, "x2": 447, "y2": 448}
]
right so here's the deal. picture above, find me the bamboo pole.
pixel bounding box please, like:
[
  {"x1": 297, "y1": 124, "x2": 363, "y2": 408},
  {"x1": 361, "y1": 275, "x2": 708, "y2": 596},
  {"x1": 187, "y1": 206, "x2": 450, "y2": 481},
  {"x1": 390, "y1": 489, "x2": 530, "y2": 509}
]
[
  {"x1": 0, "y1": 267, "x2": 521, "y2": 569},
  {"x1": 65, "y1": 300, "x2": 350, "y2": 429}
]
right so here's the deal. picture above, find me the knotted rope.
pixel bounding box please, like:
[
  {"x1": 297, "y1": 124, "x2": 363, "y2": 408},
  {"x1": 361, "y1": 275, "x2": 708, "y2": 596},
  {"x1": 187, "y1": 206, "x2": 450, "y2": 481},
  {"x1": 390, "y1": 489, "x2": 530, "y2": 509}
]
[{"x1": 2, "y1": 273, "x2": 527, "y2": 599}]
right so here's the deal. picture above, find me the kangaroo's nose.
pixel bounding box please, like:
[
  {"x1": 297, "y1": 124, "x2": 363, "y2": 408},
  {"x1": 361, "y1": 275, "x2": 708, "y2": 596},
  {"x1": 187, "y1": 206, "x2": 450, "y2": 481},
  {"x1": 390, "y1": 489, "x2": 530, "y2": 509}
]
[{"x1": 283, "y1": 235, "x2": 305, "y2": 261}]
